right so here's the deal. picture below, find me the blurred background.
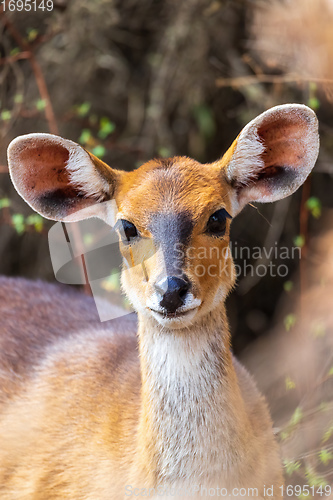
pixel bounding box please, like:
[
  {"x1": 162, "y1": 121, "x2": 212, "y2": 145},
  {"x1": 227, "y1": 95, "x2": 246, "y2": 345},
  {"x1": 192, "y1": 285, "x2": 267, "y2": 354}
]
[{"x1": 1, "y1": 0, "x2": 333, "y2": 490}]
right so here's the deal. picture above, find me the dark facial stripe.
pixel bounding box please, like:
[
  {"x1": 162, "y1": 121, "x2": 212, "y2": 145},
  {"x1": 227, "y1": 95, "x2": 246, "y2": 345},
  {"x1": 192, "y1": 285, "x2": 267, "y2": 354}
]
[{"x1": 149, "y1": 211, "x2": 194, "y2": 277}]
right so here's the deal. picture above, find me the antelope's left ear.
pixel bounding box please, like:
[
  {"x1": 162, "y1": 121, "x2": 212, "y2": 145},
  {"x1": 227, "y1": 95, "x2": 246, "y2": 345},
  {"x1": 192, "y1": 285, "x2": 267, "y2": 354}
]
[{"x1": 221, "y1": 104, "x2": 319, "y2": 214}]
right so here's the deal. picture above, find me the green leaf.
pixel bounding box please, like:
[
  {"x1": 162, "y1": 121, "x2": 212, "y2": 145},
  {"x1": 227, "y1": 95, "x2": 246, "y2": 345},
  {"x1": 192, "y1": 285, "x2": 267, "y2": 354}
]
[
  {"x1": 285, "y1": 376, "x2": 296, "y2": 391},
  {"x1": 101, "y1": 273, "x2": 121, "y2": 292},
  {"x1": 284, "y1": 280, "x2": 293, "y2": 292},
  {"x1": 322, "y1": 423, "x2": 333, "y2": 443},
  {"x1": 83, "y1": 233, "x2": 94, "y2": 246},
  {"x1": 306, "y1": 197, "x2": 322, "y2": 219},
  {"x1": 158, "y1": 147, "x2": 172, "y2": 158},
  {"x1": 27, "y1": 28, "x2": 39, "y2": 42},
  {"x1": 290, "y1": 406, "x2": 303, "y2": 426},
  {"x1": 98, "y1": 117, "x2": 115, "y2": 139},
  {"x1": 308, "y1": 97, "x2": 320, "y2": 110},
  {"x1": 26, "y1": 214, "x2": 44, "y2": 232},
  {"x1": 36, "y1": 99, "x2": 47, "y2": 111},
  {"x1": 1, "y1": 110, "x2": 12, "y2": 121},
  {"x1": 78, "y1": 129, "x2": 92, "y2": 145},
  {"x1": 0, "y1": 198, "x2": 10, "y2": 209},
  {"x1": 319, "y1": 449, "x2": 333, "y2": 466},
  {"x1": 280, "y1": 406, "x2": 304, "y2": 441},
  {"x1": 14, "y1": 94, "x2": 23, "y2": 104},
  {"x1": 293, "y1": 235, "x2": 305, "y2": 248},
  {"x1": 283, "y1": 459, "x2": 301, "y2": 476},
  {"x1": 10, "y1": 47, "x2": 20, "y2": 56},
  {"x1": 305, "y1": 465, "x2": 327, "y2": 487},
  {"x1": 280, "y1": 431, "x2": 289, "y2": 441},
  {"x1": 92, "y1": 145, "x2": 106, "y2": 158},
  {"x1": 11, "y1": 214, "x2": 25, "y2": 234},
  {"x1": 319, "y1": 401, "x2": 329, "y2": 412},
  {"x1": 328, "y1": 366, "x2": 333, "y2": 376},
  {"x1": 76, "y1": 102, "x2": 91, "y2": 117},
  {"x1": 284, "y1": 313, "x2": 297, "y2": 332}
]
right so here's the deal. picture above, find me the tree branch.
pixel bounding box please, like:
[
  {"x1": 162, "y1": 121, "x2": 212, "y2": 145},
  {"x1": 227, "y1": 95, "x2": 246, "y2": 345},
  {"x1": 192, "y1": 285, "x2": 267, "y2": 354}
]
[{"x1": 0, "y1": 9, "x2": 59, "y2": 135}]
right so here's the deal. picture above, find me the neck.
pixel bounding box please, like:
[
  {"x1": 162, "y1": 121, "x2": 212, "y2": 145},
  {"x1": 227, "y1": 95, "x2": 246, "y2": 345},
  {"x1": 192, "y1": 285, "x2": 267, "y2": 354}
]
[{"x1": 136, "y1": 306, "x2": 252, "y2": 485}]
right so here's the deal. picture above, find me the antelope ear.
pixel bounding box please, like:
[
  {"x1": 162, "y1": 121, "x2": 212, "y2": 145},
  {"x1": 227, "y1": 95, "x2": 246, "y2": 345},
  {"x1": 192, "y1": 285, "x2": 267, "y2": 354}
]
[
  {"x1": 7, "y1": 133, "x2": 122, "y2": 222},
  {"x1": 221, "y1": 104, "x2": 319, "y2": 214}
]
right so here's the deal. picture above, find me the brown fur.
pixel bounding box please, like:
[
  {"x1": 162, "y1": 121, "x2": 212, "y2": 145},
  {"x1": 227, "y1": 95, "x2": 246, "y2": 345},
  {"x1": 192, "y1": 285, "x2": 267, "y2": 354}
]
[{"x1": 0, "y1": 279, "x2": 281, "y2": 499}]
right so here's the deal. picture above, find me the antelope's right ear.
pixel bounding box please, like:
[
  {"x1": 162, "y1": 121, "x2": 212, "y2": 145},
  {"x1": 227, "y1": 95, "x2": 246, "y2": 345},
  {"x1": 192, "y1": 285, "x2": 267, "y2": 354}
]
[{"x1": 7, "y1": 133, "x2": 122, "y2": 222}]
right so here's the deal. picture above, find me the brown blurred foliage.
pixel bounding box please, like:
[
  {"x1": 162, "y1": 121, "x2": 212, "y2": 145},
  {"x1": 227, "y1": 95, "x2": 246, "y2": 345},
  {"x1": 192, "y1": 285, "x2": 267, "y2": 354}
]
[
  {"x1": 252, "y1": 0, "x2": 333, "y2": 100},
  {"x1": 241, "y1": 212, "x2": 333, "y2": 488}
]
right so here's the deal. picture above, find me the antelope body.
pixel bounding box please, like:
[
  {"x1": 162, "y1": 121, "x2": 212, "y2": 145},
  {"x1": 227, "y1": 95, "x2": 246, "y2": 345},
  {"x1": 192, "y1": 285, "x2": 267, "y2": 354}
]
[{"x1": 0, "y1": 104, "x2": 319, "y2": 499}]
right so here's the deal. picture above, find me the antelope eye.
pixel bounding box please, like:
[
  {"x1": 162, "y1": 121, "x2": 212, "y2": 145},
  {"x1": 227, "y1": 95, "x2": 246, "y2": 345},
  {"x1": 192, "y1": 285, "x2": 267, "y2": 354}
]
[
  {"x1": 120, "y1": 219, "x2": 138, "y2": 242},
  {"x1": 206, "y1": 208, "x2": 232, "y2": 237}
]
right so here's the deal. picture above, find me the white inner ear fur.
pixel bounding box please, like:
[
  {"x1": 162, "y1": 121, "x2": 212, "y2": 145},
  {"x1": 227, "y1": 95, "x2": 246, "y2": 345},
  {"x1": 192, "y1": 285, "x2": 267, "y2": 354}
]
[
  {"x1": 63, "y1": 199, "x2": 119, "y2": 224},
  {"x1": 64, "y1": 140, "x2": 110, "y2": 201},
  {"x1": 225, "y1": 104, "x2": 320, "y2": 213},
  {"x1": 61, "y1": 141, "x2": 115, "y2": 222},
  {"x1": 225, "y1": 125, "x2": 265, "y2": 188}
]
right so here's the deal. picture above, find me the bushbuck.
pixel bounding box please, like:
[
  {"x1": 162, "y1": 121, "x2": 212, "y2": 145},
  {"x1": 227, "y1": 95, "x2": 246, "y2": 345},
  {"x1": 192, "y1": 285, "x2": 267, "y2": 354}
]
[{"x1": 0, "y1": 104, "x2": 319, "y2": 499}]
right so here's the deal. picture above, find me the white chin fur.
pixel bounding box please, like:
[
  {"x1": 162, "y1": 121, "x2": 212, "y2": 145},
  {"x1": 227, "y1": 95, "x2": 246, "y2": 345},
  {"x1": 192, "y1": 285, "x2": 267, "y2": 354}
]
[{"x1": 149, "y1": 307, "x2": 199, "y2": 329}]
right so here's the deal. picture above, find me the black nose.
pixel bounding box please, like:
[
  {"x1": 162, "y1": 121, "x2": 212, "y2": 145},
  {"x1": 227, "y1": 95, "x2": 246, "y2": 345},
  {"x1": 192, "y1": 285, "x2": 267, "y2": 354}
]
[{"x1": 154, "y1": 276, "x2": 191, "y2": 314}]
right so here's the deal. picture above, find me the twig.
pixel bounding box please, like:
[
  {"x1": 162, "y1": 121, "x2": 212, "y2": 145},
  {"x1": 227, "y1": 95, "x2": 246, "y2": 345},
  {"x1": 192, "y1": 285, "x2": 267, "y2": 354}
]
[
  {"x1": 216, "y1": 74, "x2": 333, "y2": 89},
  {"x1": 65, "y1": 222, "x2": 93, "y2": 296},
  {"x1": 0, "y1": 51, "x2": 30, "y2": 65},
  {"x1": 0, "y1": 10, "x2": 59, "y2": 135},
  {"x1": 29, "y1": 56, "x2": 58, "y2": 134}
]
